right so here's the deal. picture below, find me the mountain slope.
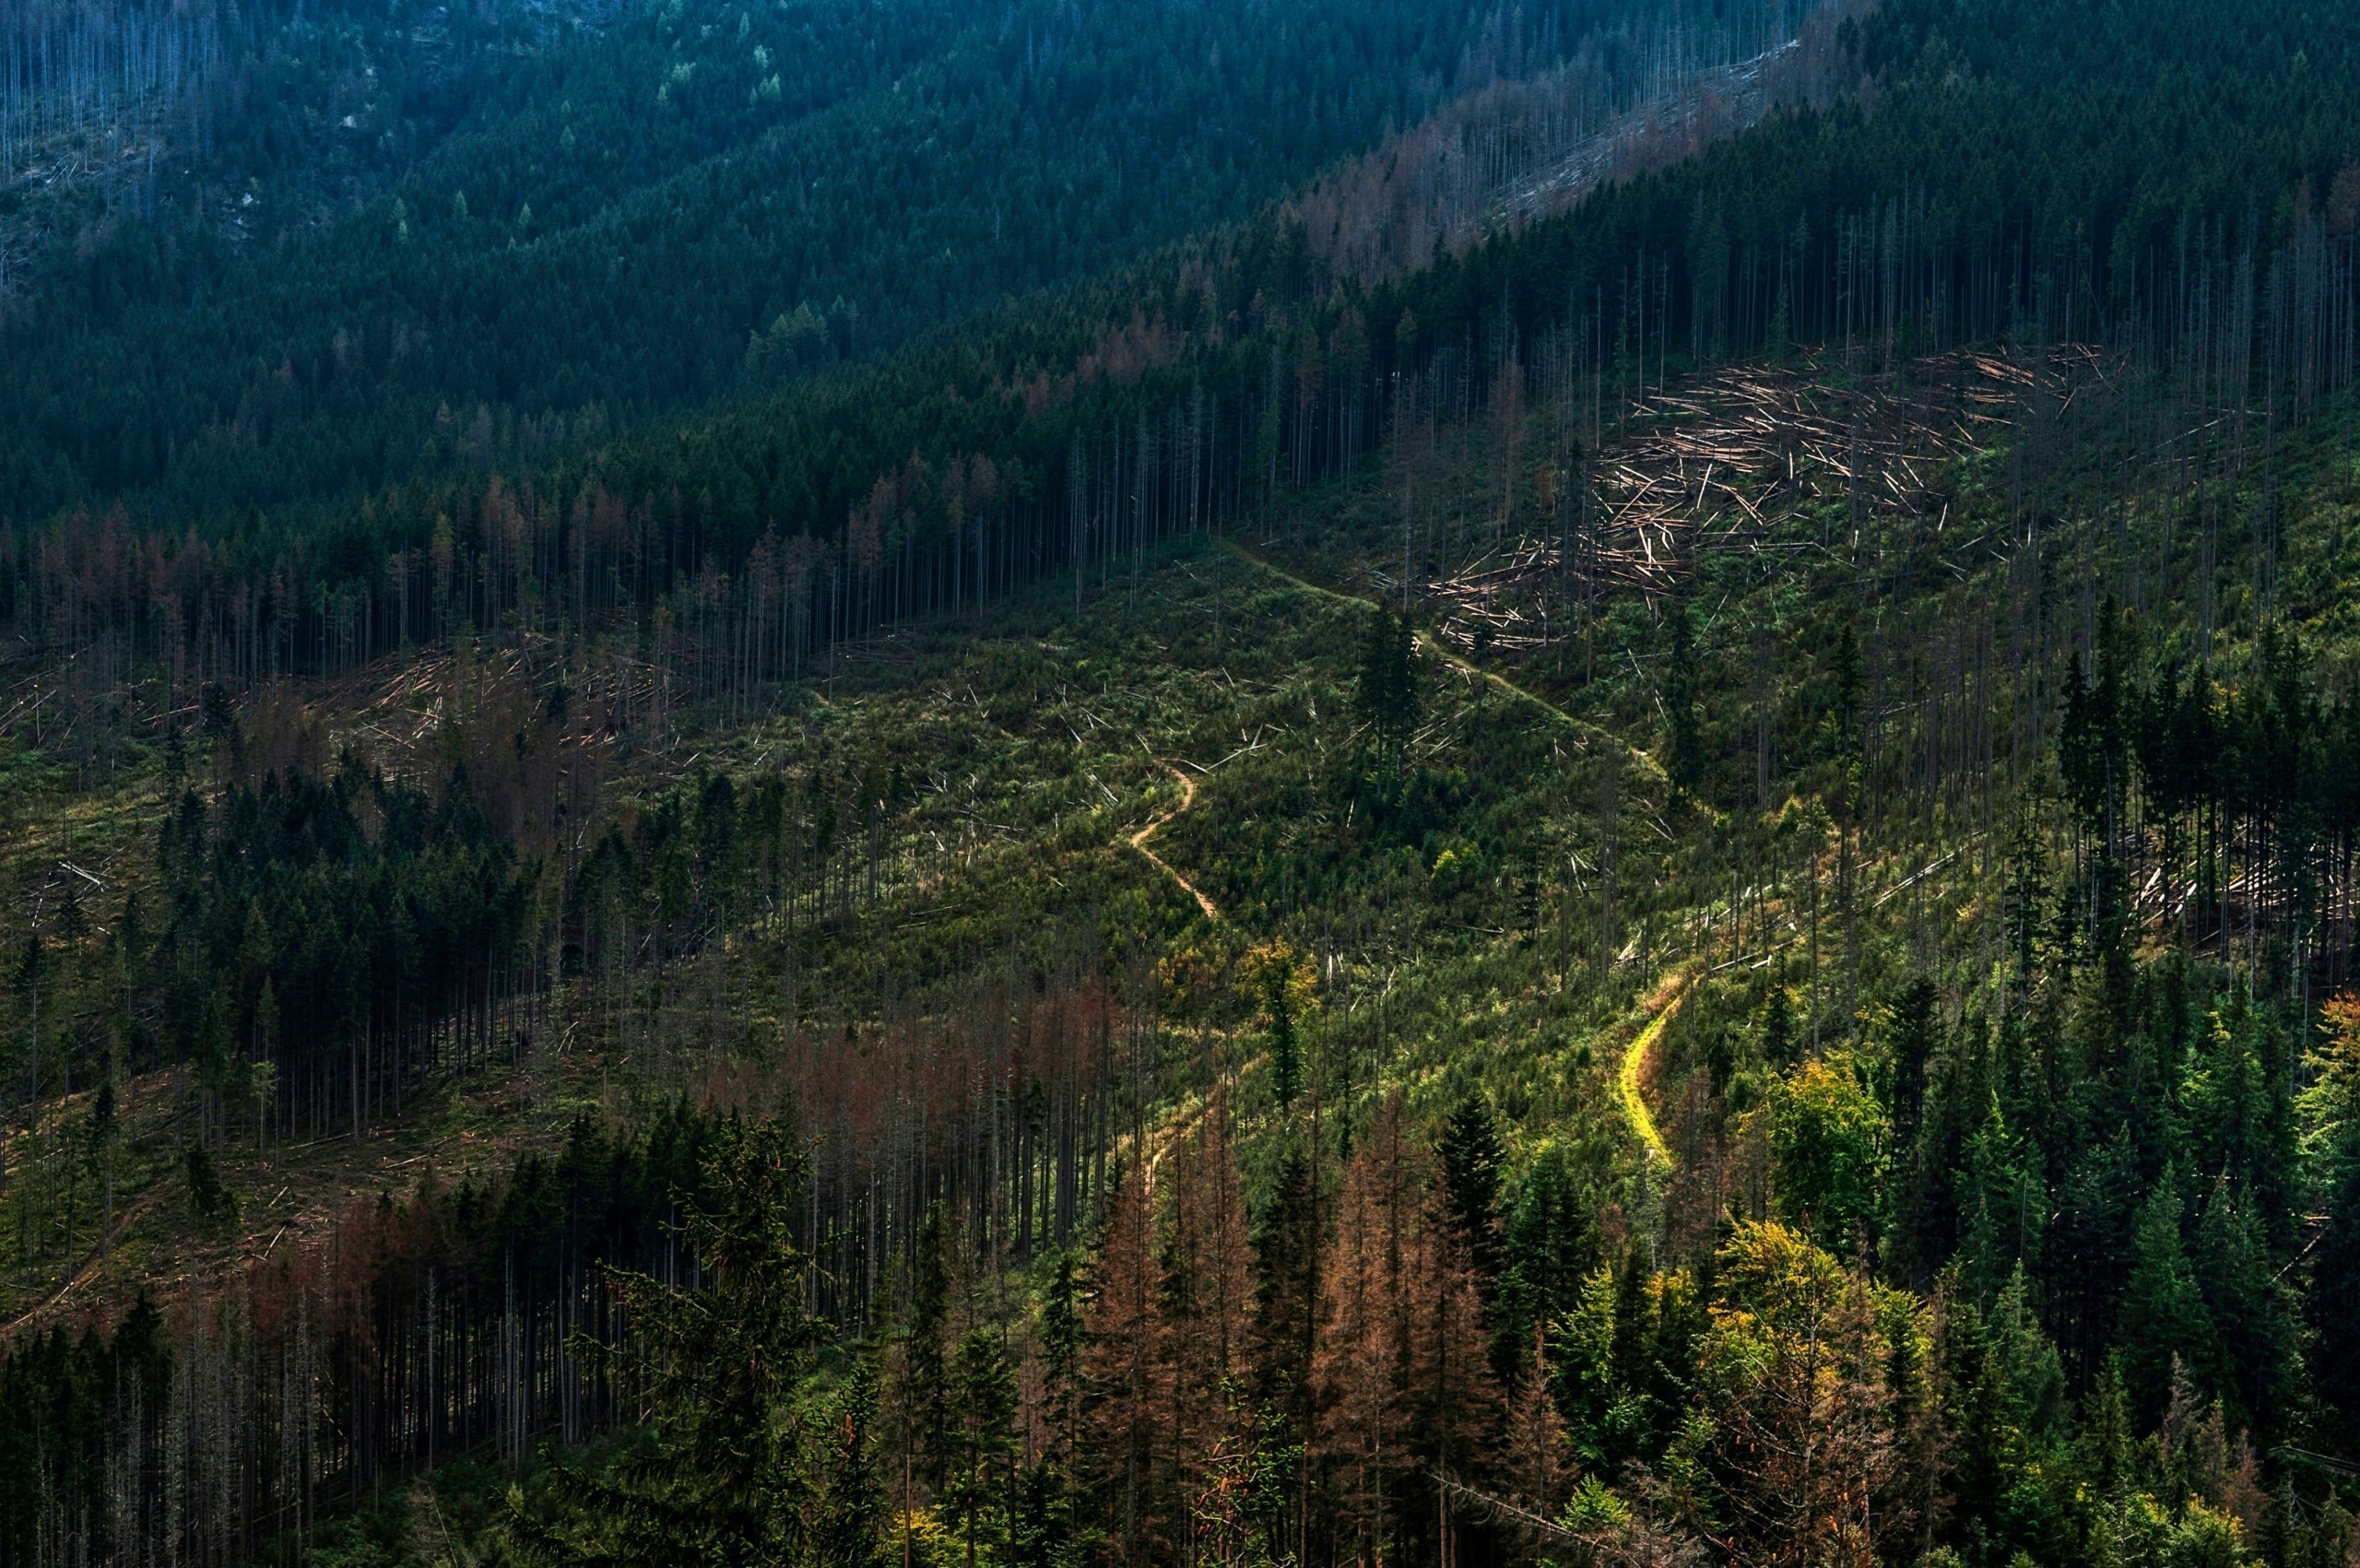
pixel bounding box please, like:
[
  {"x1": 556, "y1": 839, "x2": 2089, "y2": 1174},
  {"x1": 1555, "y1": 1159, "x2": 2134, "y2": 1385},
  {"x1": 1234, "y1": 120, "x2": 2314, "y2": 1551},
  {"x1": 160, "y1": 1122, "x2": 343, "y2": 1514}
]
[
  {"x1": 6, "y1": 0, "x2": 2360, "y2": 1563},
  {"x1": 0, "y1": 0, "x2": 1761, "y2": 522}
]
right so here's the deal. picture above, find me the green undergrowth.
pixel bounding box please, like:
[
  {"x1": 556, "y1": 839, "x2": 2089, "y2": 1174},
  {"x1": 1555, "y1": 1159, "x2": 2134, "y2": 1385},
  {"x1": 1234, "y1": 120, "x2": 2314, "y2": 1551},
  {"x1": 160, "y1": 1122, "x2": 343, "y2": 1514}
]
[{"x1": 18, "y1": 350, "x2": 2360, "y2": 1561}]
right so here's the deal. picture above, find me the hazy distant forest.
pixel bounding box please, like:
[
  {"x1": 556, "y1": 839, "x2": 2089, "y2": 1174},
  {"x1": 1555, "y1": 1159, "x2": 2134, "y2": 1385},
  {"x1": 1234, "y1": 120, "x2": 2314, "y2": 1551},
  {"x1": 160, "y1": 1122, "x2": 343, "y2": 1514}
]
[{"x1": 7, "y1": 0, "x2": 2360, "y2": 1564}]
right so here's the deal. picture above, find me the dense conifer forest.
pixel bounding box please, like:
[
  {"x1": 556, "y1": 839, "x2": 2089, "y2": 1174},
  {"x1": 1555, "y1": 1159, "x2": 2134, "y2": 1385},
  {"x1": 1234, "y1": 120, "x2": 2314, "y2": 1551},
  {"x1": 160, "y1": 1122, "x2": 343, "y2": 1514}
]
[{"x1": 6, "y1": 0, "x2": 2360, "y2": 1563}]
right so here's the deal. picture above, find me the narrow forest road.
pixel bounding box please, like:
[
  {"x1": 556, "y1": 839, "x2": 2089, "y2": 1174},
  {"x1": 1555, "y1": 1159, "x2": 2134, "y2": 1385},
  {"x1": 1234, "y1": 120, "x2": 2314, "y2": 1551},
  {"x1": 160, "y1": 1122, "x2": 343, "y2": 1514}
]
[
  {"x1": 1128, "y1": 760, "x2": 1221, "y2": 921},
  {"x1": 1618, "y1": 971, "x2": 1692, "y2": 1167},
  {"x1": 1123, "y1": 759, "x2": 1233, "y2": 1193},
  {"x1": 1222, "y1": 541, "x2": 1666, "y2": 784}
]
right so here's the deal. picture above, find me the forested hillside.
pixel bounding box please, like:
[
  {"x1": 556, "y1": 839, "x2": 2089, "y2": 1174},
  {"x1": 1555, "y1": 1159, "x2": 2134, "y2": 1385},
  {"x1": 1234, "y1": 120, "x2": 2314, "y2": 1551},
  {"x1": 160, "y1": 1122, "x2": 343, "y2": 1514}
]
[
  {"x1": 0, "y1": 0, "x2": 1781, "y2": 522},
  {"x1": 6, "y1": 0, "x2": 2360, "y2": 1563}
]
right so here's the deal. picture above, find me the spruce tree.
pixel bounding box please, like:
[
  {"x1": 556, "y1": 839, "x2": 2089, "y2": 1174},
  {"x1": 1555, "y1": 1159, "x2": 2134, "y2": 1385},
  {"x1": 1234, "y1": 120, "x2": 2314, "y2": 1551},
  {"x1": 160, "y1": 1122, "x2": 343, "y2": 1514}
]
[
  {"x1": 2314, "y1": 1110, "x2": 2360, "y2": 1440},
  {"x1": 1251, "y1": 1143, "x2": 1320, "y2": 1448},
  {"x1": 1039, "y1": 1249, "x2": 1084, "y2": 1460},
  {"x1": 513, "y1": 1117, "x2": 830, "y2": 1567},
  {"x1": 1438, "y1": 1095, "x2": 1505, "y2": 1292},
  {"x1": 1018, "y1": 1253, "x2": 1086, "y2": 1568},
  {"x1": 1886, "y1": 977, "x2": 1940, "y2": 1152},
  {"x1": 818, "y1": 1359, "x2": 891, "y2": 1568},
  {"x1": 1758, "y1": 984, "x2": 1798, "y2": 1070},
  {"x1": 2116, "y1": 1169, "x2": 2216, "y2": 1426},
  {"x1": 1268, "y1": 986, "x2": 1304, "y2": 1114},
  {"x1": 943, "y1": 1328, "x2": 1019, "y2": 1568},
  {"x1": 1936, "y1": 1292, "x2": 2014, "y2": 1557},
  {"x1": 907, "y1": 1203, "x2": 955, "y2": 1491},
  {"x1": 2192, "y1": 1182, "x2": 2294, "y2": 1438},
  {"x1": 1495, "y1": 1145, "x2": 1600, "y2": 1365},
  {"x1": 2074, "y1": 1357, "x2": 2135, "y2": 1504},
  {"x1": 1354, "y1": 605, "x2": 1422, "y2": 780},
  {"x1": 1661, "y1": 598, "x2": 1705, "y2": 803}
]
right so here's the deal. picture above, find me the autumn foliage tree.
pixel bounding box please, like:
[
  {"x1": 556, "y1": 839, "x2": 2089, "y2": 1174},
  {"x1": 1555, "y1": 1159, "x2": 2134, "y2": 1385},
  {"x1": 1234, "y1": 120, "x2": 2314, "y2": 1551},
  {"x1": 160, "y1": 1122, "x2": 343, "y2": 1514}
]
[
  {"x1": 1693, "y1": 1222, "x2": 1929, "y2": 1568},
  {"x1": 1312, "y1": 1096, "x2": 1503, "y2": 1566}
]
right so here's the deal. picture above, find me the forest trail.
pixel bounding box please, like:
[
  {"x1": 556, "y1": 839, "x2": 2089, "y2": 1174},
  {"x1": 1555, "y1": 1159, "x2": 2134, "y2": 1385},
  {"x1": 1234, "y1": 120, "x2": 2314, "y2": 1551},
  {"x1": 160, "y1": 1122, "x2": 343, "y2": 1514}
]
[
  {"x1": 1223, "y1": 541, "x2": 1666, "y2": 784},
  {"x1": 1128, "y1": 760, "x2": 1220, "y2": 922},
  {"x1": 1121, "y1": 761, "x2": 1240, "y2": 1195},
  {"x1": 1618, "y1": 971, "x2": 1692, "y2": 1167}
]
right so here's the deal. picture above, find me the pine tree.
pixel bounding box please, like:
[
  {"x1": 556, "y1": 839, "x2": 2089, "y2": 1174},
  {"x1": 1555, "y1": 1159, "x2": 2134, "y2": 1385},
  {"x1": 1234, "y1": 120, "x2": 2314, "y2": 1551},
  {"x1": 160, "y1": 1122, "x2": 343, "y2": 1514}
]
[
  {"x1": 1661, "y1": 598, "x2": 1705, "y2": 804},
  {"x1": 2116, "y1": 1169, "x2": 2216, "y2": 1427},
  {"x1": 943, "y1": 1327, "x2": 1019, "y2": 1568},
  {"x1": 819, "y1": 1359, "x2": 892, "y2": 1568},
  {"x1": 1438, "y1": 1094, "x2": 1505, "y2": 1293},
  {"x1": 907, "y1": 1203, "x2": 955, "y2": 1492},
  {"x1": 513, "y1": 1117, "x2": 830, "y2": 1566},
  {"x1": 1355, "y1": 606, "x2": 1422, "y2": 780}
]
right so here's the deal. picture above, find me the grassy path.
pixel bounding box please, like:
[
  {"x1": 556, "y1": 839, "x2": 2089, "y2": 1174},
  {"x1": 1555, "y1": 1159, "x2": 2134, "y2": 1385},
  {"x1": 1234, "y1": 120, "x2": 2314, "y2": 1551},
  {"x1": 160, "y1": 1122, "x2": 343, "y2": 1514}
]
[{"x1": 1618, "y1": 973, "x2": 1693, "y2": 1166}]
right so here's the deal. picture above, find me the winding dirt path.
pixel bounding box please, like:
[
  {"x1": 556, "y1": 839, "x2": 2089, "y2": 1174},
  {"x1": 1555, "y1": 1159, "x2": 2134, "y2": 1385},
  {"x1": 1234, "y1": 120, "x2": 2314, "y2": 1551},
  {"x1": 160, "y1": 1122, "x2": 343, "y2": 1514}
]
[
  {"x1": 1128, "y1": 760, "x2": 1221, "y2": 922},
  {"x1": 1121, "y1": 761, "x2": 1233, "y2": 1191}
]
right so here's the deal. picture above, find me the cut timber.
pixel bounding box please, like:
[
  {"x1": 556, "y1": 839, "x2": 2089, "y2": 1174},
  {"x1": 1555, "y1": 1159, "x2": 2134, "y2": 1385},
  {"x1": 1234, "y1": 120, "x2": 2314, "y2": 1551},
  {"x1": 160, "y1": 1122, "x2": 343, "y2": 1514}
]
[
  {"x1": 1226, "y1": 540, "x2": 1667, "y2": 785},
  {"x1": 1418, "y1": 347, "x2": 2106, "y2": 655}
]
